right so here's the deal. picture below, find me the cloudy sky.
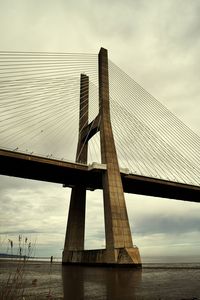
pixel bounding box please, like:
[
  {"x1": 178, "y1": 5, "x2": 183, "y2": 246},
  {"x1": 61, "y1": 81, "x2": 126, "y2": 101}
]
[{"x1": 0, "y1": 0, "x2": 200, "y2": 260}]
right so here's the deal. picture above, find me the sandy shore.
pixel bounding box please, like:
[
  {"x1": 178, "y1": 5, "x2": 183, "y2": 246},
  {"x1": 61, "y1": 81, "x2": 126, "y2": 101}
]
[{"x1": 0, "y1": 260, "x2": 200, "y2": 299}]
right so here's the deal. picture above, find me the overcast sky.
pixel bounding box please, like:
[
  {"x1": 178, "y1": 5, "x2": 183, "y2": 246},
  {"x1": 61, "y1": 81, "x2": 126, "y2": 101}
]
[{"x1": 0, "y1": 0, "x2": 200, "y2": 260}]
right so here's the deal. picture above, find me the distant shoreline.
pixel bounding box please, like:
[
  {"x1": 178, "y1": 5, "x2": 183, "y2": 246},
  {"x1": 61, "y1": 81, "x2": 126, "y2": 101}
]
[{"x1": 0, "y1": 258, "x2": 62, "y2": 264}]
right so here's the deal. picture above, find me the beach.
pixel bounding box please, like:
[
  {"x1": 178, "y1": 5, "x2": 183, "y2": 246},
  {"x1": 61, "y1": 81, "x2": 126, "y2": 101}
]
[{"x1": 1, "y1": 260, "x2": 200, "y2": 299}]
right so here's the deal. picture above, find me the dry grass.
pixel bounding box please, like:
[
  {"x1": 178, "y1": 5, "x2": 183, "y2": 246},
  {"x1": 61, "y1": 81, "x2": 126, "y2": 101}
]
[{"x1": 0, "y1": 235, "x2": 41, "y2": 299}]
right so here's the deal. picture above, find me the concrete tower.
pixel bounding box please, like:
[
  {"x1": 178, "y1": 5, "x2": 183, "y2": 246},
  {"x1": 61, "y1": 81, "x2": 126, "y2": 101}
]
[{"x1": 62, "y1": 48, "x2": 141, "y2": 266}]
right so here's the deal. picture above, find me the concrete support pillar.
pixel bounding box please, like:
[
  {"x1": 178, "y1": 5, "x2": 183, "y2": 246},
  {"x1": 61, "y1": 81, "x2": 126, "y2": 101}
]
[
  {"x1": 63, "y1": 74, "x2": 89, "y2": 252},
  {"x1": 63, "y1": 50, "x2": 141, "y2": 267},
  {"x1": 99, "y1": 48, "x2": 133, "y2": 250}
]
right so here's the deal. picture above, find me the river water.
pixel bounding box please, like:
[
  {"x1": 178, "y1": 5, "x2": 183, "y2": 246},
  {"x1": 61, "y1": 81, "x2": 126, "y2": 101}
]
[{"x1": 0, "y1": 259, "x2": 200, "y2": 299}]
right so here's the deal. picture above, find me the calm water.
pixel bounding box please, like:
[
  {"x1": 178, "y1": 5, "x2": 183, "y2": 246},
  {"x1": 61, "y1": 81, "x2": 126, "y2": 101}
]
[{"x1": 0, "y1": 258, "x2": 200, "y2": 299}]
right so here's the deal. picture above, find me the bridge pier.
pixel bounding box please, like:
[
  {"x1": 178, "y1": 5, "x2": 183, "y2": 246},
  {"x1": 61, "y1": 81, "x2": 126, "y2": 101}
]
[
  {"x1": 62, "y1": 48, "x2": 141, "y2": 267},
  {"x1": 63, "y1": 74, "x2": 89, "y2": 252},
  {"x1": 62, "y1": 248, "x2": 141, "y2": 266}
]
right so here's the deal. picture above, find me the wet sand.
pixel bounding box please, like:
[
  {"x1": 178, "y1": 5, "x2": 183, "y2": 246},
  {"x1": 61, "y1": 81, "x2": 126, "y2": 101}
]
[{"x1": 0, "y1": 260, "x2": 200, "y2": 299}]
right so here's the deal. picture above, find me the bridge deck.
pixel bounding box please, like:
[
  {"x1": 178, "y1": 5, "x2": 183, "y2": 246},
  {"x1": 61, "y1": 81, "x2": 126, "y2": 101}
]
[{"x1": 0, "y1": 149, "x2": 200, "y2": 202}]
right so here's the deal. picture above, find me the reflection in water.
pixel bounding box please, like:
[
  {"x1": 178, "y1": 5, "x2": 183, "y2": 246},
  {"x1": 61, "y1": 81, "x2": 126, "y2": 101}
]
[{"x1": 62, "y1": 265, "x2": 142, "y2": 299}]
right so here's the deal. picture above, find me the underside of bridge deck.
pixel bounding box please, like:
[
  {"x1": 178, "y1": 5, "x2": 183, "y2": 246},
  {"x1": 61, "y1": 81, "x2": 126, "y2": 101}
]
[{"x1": 0, "y1": 149, "x2": 200, "y2": 202}]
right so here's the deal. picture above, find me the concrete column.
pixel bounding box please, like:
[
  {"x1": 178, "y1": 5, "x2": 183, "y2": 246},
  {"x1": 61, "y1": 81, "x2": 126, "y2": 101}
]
[
  {"x1": 63, "y1": 74, "x2": 89, "y2": 251},
  {"x1": 76, "y1": 74, "x2": 89, "y2": 163},
  {"x1": 99, "y1": 48, "x2": 133, "y2": 250},
  {"x1": 63, "y1": 49, "x2": 141, "y2": 266}
]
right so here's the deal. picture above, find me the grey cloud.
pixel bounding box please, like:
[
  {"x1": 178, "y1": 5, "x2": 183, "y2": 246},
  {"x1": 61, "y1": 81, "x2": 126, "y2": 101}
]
[
  {"x1": 0, "y1": 176, "x2": 69, "y2": 237},
  {"x1": 132, "y1": 214, "x2": 200, "y2": 235},
  {"x1": 126, "y1": 194, "x2": 200, "y2": 237}
]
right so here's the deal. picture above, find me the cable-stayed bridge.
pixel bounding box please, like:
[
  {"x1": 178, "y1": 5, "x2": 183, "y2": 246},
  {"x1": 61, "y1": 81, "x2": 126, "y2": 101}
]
[
  {"x1": 0, "y1": 48, "x2": 200, "y2": 266},
  {"x1": 0, "y1": 49, "x2": 199, "y2": 200}
]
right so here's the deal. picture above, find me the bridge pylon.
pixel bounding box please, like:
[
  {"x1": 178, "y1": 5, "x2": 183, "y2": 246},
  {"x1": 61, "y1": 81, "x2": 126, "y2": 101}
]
[{"x1": 62, "y1": 48, "x2": 141, "y2": 267}]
